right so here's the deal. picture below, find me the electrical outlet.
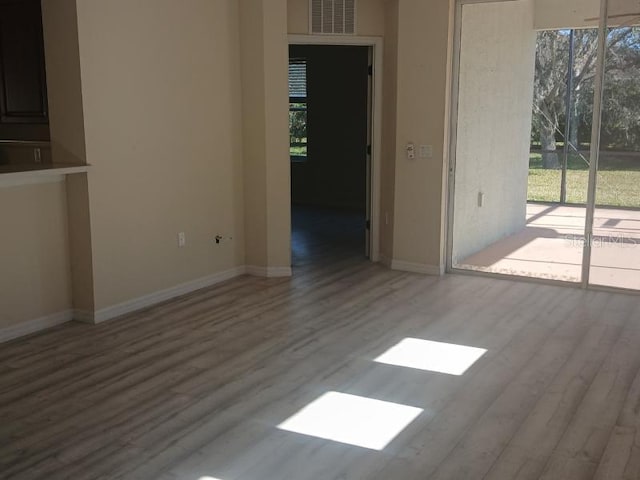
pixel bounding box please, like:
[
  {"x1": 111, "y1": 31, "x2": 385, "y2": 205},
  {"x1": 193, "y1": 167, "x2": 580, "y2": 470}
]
[
  {"x1": 406, "y1": 143, "x2": 416, "y2": 160},
  {"x1": 215, "y1": 235, "x2": 233, "y2": 245},
  {"x1": 178, "y1": 232, "x2": 186, "y2": 247}
]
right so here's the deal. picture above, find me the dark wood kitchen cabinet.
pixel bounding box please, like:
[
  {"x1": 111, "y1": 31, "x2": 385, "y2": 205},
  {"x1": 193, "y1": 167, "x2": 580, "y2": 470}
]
[{"x1": 0, "y1": 0, "x2": 49, "y2": 141}]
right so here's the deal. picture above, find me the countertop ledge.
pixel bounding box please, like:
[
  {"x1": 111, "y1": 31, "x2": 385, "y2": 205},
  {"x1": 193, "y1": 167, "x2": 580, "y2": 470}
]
[{"x1": 0, "y1": 163, "x2": 90, "y2": 188}]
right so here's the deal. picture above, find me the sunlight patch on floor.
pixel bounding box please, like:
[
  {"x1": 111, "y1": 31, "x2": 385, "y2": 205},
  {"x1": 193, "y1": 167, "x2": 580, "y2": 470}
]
[
  {"x1": 374, "y1": 338, "x2": 487, "y2": 376},
  {"x1": 277, "y1": 391, "x2": 423, "y2": 451}
]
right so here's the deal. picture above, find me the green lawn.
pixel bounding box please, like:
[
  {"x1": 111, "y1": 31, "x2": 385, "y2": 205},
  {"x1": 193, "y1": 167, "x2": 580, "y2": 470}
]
[
  {"x1": 528, "y1": 153, "x2": 640, "y2": 207},
  {"x1": 290, "y1": 145, "x2": 307, "y2": 156}
]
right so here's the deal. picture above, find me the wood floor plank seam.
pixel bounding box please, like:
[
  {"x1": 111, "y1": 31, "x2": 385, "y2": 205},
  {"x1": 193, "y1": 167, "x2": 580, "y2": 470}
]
[
  {"x1": 482, "y1": 312, "x2": 624, "y2": 480},
  {"x1": 483, "y1": 326, "x2": 631, "y2": 478},
  {"x1": 535, "y1": 321, "x2": 640, "y2": 479},
  {"x1": 523, "y1": 310, "x2": 639, "y2": 479},
  {"x1": 433, "y1": 305, "x2": 605, "y2": 480}
]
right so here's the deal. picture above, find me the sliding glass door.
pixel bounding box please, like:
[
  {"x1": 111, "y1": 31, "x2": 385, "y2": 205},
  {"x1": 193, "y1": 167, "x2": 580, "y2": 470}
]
[
  {"x1": 449, "y1": 0, "x2": 640, "y2": 293},
  {"x1": 450, "y1": 0, "x2": 595, "y2": 284},
  {"x1": 588, "y1": 2, "x2": 640, "y2": 290}
]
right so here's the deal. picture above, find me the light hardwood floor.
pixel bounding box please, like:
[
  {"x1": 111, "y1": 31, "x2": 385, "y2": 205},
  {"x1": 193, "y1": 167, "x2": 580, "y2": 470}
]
[{"x1": 1, "y1": 207, "x2": 640, "y2": 480}]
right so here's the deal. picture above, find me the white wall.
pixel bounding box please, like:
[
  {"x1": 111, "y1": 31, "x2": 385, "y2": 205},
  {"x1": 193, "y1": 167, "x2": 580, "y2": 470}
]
[
  {"x1": 380, "y1": 0, "x2": 399, "y2": 261},
  {"x1": 75, "y1": 0, "x2": 246, "y2": 311},
  {"x1": 391, "y1": 0, "x2": 452, "y2": 272},
  {"x1": 535, "y1": 0, "x2": 640, "y2": 30},
  {"x1": 453, "y1": 0, "x2": 537, "y2": 263},
  {"x1": 42, "y1": 0, "x2": 95, "y2": 313},
  {"x1": 0, "y1": 181, "x2": 72, "y2": 330},
  {"x1": 241, "y1": 0, "x2": 291, "y2": 272},
  {"x1": 535, "y1": 0, "x2": 599, "y2": 29}
]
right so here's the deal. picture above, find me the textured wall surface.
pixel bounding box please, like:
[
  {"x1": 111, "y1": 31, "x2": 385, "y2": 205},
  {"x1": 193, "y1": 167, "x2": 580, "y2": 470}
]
[{"x1": 453, "y1": 0, "x2": 537, "y2": 263}]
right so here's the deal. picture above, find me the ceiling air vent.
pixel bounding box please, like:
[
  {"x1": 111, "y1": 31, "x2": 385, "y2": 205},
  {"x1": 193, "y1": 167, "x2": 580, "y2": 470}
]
[{"x1": 310, "y1": 0, "x2": 356, "y2": 35}]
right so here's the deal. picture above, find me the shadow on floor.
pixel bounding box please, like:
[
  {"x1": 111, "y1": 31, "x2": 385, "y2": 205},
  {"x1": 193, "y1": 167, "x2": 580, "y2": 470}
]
[{"x1": 456, "y1": 203, "x2": 640, "y2": 289}]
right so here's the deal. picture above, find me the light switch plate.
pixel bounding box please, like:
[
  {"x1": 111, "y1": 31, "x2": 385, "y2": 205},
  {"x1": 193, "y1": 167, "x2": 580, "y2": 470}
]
[{"x1": 419, "y1": 145, "x2": 433, "y2": 159}]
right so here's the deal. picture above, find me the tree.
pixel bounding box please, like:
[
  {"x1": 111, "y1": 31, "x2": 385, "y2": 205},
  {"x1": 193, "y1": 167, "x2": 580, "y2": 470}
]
[
  {"x1": 600, "y1": 29, "x2": 640, "y2": 150},
  {"x1": 532, "y1": 28, "x2": 635, "y2": 169},
  {"x1": 533, "y1": 31, "x2": 570, "y2": 169}
]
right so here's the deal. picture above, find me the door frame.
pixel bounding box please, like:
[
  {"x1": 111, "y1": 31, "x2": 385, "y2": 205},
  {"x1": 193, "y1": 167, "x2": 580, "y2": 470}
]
[{"x1": 288, "y1": 34, "x2": 383, "y2": 262}]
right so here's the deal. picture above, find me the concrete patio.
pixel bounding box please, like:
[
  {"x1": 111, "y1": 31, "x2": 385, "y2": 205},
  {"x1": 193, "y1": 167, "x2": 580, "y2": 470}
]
[{"x1": 457, "y1": 203, "x2": 640, "y2": 291}]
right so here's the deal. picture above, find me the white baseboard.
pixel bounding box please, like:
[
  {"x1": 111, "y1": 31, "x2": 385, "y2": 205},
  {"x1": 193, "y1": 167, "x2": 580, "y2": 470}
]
[
  {"x1": 87, "y1": 266, "x2": 247, "y2": 324},
  {"x1": 78, "y1": 264, "x2": 292, "y2": 325},
  {"x1": 379, "y1": 254, "x2": 392, "y2": 268},
  {"x1": 390, "y1": 259, "x2": 444, "y2": 276},
  {"x1": 72, "y1": 309, "x2": 95, "y2": 324},
  {"x1": 0, "y1": 310, "x2": 73, "y2": 344},
  {"x1": 245, "y1": 265, "x2": 293, "y2": 278},
  {"x1": 4, "y1": 263, "x2": 294, "y2": 339}
]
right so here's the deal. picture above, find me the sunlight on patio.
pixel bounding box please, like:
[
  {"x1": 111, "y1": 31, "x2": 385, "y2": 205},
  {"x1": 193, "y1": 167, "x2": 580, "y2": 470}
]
[{"x1": 457, "y1": 203, "x2": 640, "y2": 290}]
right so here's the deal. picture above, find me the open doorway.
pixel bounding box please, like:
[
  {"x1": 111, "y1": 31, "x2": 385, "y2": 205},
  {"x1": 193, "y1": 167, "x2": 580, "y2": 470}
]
[{"x1": 289, "y1": 44, "x2": 373, "y2": 268}]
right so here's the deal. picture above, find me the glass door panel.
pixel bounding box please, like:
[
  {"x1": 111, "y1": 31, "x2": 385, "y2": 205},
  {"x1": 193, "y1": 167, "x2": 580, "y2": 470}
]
[
  {"x1": 451, "y1": 0, "x2": 596, "y2": 283},
  {"x1": 589, "y1": 4, "x2": 640, "y2": 290}
]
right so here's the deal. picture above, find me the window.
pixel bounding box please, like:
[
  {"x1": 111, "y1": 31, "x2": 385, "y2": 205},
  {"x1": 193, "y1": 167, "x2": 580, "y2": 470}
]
[{"x1": 289, "y1": 58, "x2": 307, "y2": 161}]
